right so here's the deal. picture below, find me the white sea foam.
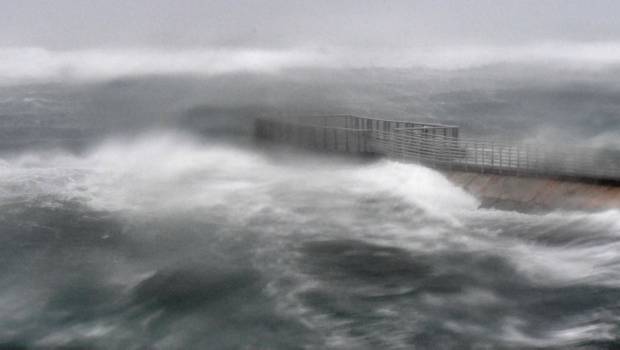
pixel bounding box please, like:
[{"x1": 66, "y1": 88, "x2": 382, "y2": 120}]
[
  {"x1": 499, "y1": 318, "x2": 616, "y2": 348},
  {"x1": 3, "y1": 42, "x2": 620, "y2": 84},
  {"x1": 2, "y1": 131, "x2": 620, "y2": 291},
  {"x1": 0, "y1": 132, "x2": 478, "y2": 218},
  {"x1": 3, "y1": 131, "x2": 620, "y2": 347},
  {"x1": 462, "y1": 208, "x2": 620, "y2": 287},
  {"x1": 0, "y1": 47, "x2": 328, "y2": 85},
  {"x1": 350, "y1": 160, "x2": 479, "y2": 224}
]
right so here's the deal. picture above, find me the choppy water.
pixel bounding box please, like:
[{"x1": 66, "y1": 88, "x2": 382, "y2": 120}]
[{"x1": 1, "y1": 132, "x2": 619, "y2": 349}]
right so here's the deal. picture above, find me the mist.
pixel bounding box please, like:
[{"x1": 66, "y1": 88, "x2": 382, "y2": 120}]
[
  {"x1": 4, "y1": 0, "x2": 620, "y2": 48},
  {"x1": 2, "y1": 1, "x2": 620, "y2": 349},
  {"x1": 2, "y1": 0, "x2": 620, "y2": 150},
  {"x1": 4, "y1": 43, "x2": 620, "y2": 85},
  {"x1": 3, "y1": 61, "x2": 620, "y2": 153}
]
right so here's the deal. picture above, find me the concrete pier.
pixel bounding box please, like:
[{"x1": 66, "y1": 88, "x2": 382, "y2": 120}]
[
  {"x1": 255, "y1": 115, "x2": 620, "y2": 211},
  {"x1": 446, "y1": 171, "x2": 620, "y2": 211}
]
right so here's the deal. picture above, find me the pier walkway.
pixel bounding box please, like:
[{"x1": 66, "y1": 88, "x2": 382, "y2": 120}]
[{"x1": 255, "y1": 115, "x2": 620, "y2": 183}]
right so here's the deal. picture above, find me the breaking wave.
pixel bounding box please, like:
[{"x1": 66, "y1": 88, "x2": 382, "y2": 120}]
[
  {"x1": 4, "y1": 42, "x2": 620, "y2": 85},
  {"x1": 1, "y1": 132, "x2": 620, "y2": 349}
]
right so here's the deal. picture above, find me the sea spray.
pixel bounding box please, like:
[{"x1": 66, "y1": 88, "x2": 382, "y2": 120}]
[{"x1": 1, "y1": 131, "x2": 619, "y2": 348}]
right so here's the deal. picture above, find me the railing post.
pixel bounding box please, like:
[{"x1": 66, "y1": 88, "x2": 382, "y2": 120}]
[
  {"x1": 333, "y1": 129, "x2": 338, "y2": 151},
  {"x1": 253, "y1": 117, "x2": 619, "y2": 183}
]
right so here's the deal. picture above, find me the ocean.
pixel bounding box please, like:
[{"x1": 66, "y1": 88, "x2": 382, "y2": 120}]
[{"x1": 1, "y1": 72, "x2": 619, "y2": 349}]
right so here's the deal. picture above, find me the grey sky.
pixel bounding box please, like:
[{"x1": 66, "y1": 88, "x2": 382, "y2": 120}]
[{"x1": 2, "y1": 0, "x2": 620, "y2": 49}]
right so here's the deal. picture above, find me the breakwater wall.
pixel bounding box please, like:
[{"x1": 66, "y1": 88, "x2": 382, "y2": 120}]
[
  {"x1": 446, "y1": 171, "x2": 620, "y2": 212},
  {"x1": 255, "y1": 115, "x2": 620, "y2": 211}
]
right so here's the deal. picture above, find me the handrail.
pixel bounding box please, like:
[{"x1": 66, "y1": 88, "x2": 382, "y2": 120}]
[{"x1": 254, "y1": 116, "x2": 620, "y2": 182}]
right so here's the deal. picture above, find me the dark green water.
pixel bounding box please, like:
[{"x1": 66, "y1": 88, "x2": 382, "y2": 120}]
[
  {"x1": 1, "y1": 134, "x2": 619, "y2": 349},
  {"x1": 1, "y1": 73, "x2": 620, "y2": 349}
]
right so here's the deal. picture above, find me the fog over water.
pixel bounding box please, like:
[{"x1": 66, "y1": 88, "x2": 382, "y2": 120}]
[{"x1": 2, "y1": 1, "x2": 620, "y2": 349}]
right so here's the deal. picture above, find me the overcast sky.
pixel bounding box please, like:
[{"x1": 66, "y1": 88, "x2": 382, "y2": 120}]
[
  {"x1": 2, "y1": 0, "x2": 620, "y2": 83},
  {"x1": 2, "y1": 0, "x2": 620, "y2": 49}
]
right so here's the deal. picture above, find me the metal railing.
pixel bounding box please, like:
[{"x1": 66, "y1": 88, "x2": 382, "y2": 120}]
[{"x1": 255, "y1": 115, "x2": 620, "y2": 182}]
